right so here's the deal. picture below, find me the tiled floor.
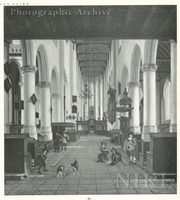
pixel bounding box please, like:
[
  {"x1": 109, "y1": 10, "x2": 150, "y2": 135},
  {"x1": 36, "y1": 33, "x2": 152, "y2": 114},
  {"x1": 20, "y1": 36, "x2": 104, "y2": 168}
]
[{"x1": 5, "y1": 134, "x2": 177, "y2": 195}]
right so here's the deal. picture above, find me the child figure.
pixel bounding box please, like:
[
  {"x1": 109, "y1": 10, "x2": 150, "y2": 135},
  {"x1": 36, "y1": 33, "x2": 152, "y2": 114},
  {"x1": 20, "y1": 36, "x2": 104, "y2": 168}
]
[
  {"x1": 109, "y1": 148, "x2": 118, "y2": 165},
  {"x1": 35, "y1": 149, "x2": 48, "y2": 174},
  {"x1": 100, "y1": 142, "x2": 109, "y2": 161},
  {"x1": 123, "y1": 132, "x2": 137, "y2": 164}
]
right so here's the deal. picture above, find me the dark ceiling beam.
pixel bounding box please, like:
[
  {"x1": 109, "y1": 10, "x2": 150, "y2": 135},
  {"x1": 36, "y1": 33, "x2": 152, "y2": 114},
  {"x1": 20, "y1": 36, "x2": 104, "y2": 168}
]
[
  {"x1": 80, "y1": 66, "x2": 105, "y2": 69},
  {"x1": 77, "y1": 53, "x2": 109, "y2": 60},
  {"x1": 140, "y1": 70, "x2": 170, "y2": 74},
  {"x1": 76, "y1": 43, "x2": 111, "y2": 51},
  {"x1": 82, "y1": 73, "x2": 103, "y2": 78},
  {"x1": 156, "y1": 58, "x2": 170, "y2": 61},
  {"x1": 158, "y1": 40, "x2": 169, "y2": 43},
  {"x1": 79, "y1": 60, "x2": 107, "y2": 66},
  {"x1": 156, "y1": 71, "x2": 170, "y2": 73}
]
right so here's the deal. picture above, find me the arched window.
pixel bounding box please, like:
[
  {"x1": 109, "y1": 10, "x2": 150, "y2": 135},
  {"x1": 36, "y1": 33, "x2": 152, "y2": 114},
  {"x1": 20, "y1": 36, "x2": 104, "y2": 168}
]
[{"x1": 163, "y1": 79, "x2": 171, "y2": 120}]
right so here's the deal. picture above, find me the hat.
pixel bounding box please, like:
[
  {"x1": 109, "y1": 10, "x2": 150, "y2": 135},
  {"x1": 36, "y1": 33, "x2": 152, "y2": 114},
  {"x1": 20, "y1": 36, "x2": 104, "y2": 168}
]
[
  {"x1": 101, "y1": 141, "x2": 105, "y2": 145},
  {"x1": 128, "y1": 131, "x2": 134, "y2": 137}
]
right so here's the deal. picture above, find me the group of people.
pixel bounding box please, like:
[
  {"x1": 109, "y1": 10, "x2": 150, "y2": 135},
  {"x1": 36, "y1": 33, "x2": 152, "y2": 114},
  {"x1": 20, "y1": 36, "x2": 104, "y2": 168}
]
[
  {"x1": 111, "y1": 133, "x2": 118, "y2": 143},
  {"x1": 34, "y1": 130, "x2": 70, "y2": 174},
  {"x1": 35, "y1": 131, "x2": 137, "y2": 174},
  {"x1": 54, "y1": 130, "x2": 70, "y2": 152},
  {"x1": 97, "y1": 141, "x2": 121, "y2": 165},
  {"x1": 97, "y1": 131, "x2": 137, "y2": 165}
]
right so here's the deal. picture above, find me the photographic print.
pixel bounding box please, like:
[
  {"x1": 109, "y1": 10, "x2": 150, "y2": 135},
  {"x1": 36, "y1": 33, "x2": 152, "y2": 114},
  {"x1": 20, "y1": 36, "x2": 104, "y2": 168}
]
[{"x1": 3, "y1": 2, "x2": 177, "y2": 197}]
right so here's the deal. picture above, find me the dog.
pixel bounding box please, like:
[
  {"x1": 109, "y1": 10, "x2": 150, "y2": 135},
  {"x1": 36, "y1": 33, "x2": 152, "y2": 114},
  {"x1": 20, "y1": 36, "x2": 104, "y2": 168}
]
[
  {"x1": 57, "y1": 165, "x2": 66, "y2": 178},
  {"x1": 69, "y1": 159, "x2": 79, "y2": 176}
]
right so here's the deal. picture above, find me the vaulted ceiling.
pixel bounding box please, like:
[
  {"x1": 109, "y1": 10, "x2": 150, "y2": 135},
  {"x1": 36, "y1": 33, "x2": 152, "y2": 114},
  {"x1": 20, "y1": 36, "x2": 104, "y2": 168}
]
[
  {"x1": 76, "y1": 39, "x2": 111, "y2": 77},
  {"x1": 4, "y1": 6, "x2": 175, "y2": 79}
]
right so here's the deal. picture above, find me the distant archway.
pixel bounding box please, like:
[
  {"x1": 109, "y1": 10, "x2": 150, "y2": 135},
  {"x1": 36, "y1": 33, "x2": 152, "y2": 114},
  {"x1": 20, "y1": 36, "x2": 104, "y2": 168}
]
[
  {"x1": 130, "y1": 44, "x2": 142, "y2": 82},
  {"x1": 121, "y1": 66, "x2": 129, "y2": 92}
]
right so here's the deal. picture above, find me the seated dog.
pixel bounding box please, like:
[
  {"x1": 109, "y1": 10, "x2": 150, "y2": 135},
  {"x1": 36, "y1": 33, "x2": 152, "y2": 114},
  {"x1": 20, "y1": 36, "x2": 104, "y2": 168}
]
[
  {"x1": 57, "y1": 165, "x2": 66, "y2": 178},
  {"x1": 69, "y1": 159, "x2": 79, "y2": 176}
]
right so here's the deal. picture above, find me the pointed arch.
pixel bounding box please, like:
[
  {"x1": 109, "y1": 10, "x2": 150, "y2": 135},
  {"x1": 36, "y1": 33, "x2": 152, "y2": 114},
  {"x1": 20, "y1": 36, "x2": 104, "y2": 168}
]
[
  {"x1": 121, "y1": 66, "x2": 129, "y2": 92},
  {"x1": 163, "y1": 78, "x2": 171, "y2": 120},
  {"x1": 36, "y1": 44, "x2": 49, "y2": 82},
  {"x1": 51, "y1": 67, "x2": 59, "y2": 94},
  {"x1": 144, "y1": 40, "x2": 159, "y2": 64},
  {"x1": 130, "y1": 44, "x2": 142, "y2": 82},
  {"x1": 161, "y1": 97, "x2": 165, "y2": 123},
  {"x1": 20, "y1": 40, "x2": 34, "y2": 66}
]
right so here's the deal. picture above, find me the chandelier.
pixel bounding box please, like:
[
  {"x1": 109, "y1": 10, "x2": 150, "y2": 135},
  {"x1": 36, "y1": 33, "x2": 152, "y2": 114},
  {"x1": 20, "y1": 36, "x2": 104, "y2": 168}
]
[{"x1": 79, "y1": 82, "x2": 93, "y2": 99}]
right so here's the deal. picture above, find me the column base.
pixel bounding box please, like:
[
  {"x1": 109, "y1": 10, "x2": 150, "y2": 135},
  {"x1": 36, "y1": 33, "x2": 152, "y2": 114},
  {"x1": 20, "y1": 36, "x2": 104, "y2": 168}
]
[
  {"x1": 40, "y1": 126, "x2": 52, "y2": 141},
  {"x1": 170, "y1": 124, "x2": 177, "y2": 132},
  {"x1": 142, "y1": 126, "x2": 157, "y2": 140},
  {"x1": 130, "y1": 126, "x2": 141, "y2": 134},
  {"x1": 24, "y1": 125, "x2": 37, "y2": 140}
]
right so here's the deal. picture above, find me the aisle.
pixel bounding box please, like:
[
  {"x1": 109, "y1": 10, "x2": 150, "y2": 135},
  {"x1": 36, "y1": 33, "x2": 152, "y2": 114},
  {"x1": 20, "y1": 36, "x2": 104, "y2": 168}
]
[{"x1": 5, "y1": 135, "x2": 177, "y2": 195}]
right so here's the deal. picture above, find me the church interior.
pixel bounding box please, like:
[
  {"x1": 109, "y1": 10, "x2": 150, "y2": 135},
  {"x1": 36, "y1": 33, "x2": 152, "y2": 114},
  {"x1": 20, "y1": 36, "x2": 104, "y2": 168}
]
[{"x1": 4, "y1": 5, "x2": 177, "y2": 195}]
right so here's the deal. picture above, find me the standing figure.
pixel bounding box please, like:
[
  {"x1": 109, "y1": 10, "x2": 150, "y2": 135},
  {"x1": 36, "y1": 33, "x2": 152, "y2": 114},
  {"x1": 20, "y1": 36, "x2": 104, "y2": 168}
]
[
  {"x1": 123, "y1": 132, "x2": 137, "y2": 163},
  {"x1": 62, "y1": 130, "x2": 69, "y2": 151},
  {"x1": 35, "y1": 149, "x2": 47, "y2": 174},
  {"x1": 109, "y1": 148, "x2": 118, "y2": 165},
  {"x1": 100, "y1": 142, "x2": 109, "y2": 161},
  {"x1": 54, "y1": 132, "x2": 61, "y2": 152}
]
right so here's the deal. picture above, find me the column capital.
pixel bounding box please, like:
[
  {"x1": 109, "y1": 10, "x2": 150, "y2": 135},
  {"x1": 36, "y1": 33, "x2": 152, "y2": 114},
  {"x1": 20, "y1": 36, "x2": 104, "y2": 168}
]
[
  {"x1": 38, "y1": 81, "x2": 51, "y2": 88},
  {"x1": 127, "y1": 82, "x2": 141, "y2": 88},
  {"x1": 141, "y1": 64, "x2": 158, "y2": 72},
  {"x1": 51, "y1": 93, "x2": 61, "y2": 99},
  {"x1": 21, "y1": 65, "x2": 37, "y2": 73}
]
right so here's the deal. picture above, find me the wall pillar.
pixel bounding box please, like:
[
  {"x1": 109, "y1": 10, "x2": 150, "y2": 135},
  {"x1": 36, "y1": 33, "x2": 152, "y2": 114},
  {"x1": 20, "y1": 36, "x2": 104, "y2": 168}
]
[
  {"x1": 128, "y1": 82, "x2": 141, "y2": 134},
  {"x1": 100, "y1": 75, "x2": 104, "y2": 120},
  {"x1": 21, "y1": 66, "x2": 37, "y2": 139},
  {"x1": 19, "y1": 81, "x2": 24, "y2": 132},
  {"x1": 52, "y1": 93, "x2": 61, "y2": 122},
  {"x1": 95, "y1": 78, "x2": 100, "y2": 120},
  {"x1": 169, "y1": 40, "x2": 177, "y2": 132},
  {"x1": 39, "y1": 82, "x2": 52, "y2": 140}
]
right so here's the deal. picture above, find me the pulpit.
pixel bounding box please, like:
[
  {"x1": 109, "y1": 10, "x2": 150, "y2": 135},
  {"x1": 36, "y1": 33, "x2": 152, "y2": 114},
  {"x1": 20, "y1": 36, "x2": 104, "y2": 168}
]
[
  {"x1": 114, "y1": 88, "x2": 134, "y2": 147},
  {"x1": 119, "y1": 116, "x2": 131, "y2": 146}
]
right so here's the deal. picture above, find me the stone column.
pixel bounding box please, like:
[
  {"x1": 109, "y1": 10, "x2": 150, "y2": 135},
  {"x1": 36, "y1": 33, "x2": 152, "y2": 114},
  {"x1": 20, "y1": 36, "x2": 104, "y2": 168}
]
[
  {"x1": 21, "y1": 66, "x2": 37, "y2": 139},
  {"x1": 52, "y1": 93, "x2": 61, "y2": 122},
  {"x1": 89, "y1": 79, "x2": 94, "y2": 107},
  {"x1": 170, "y1": 40, "x2": 177, "y2": 132},
  {"x1": 19, "y1": 81, "x2": 24, "y2": 129},
  {"x1": 141, "y1": 64, "x2": 158, "y2": 140},
  {"x1": 80, "y1": 76, "x2": 84, "y2": 120},
  {"x1": 95, "y1": 78, "x2": 100, "y2": 120},
  {"x1": 100, "y1": 75, "x2": 103, "y2": 120},
  {"x1": 128, "y1": 82, "x2": 141, "y2": 134},
  {"x1": 103, "y1": 71, "x2": 106, "y2": 115},
  {"x1": 39, "y1": 82, "x2": 52, "y2": 140}
]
